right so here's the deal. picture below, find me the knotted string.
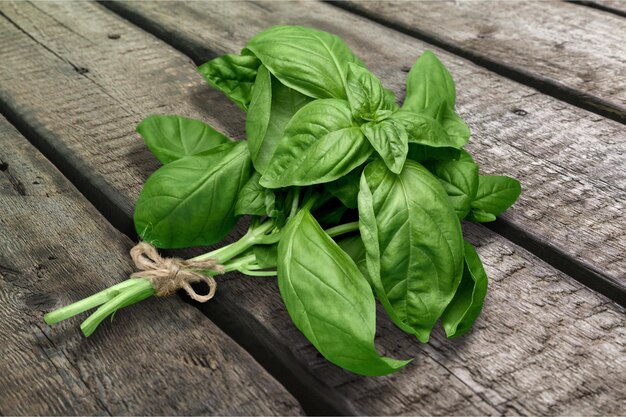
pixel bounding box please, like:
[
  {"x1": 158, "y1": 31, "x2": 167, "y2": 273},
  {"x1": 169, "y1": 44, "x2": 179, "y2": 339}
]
[{"x1": 130, "y1": 242, "x2": 224, "y2": 302}]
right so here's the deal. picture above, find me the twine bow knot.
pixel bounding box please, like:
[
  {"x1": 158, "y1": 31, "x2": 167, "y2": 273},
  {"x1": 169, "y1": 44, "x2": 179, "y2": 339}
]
[{"x1": 130, "y1": 242, "x2": 224, "y2": 302}]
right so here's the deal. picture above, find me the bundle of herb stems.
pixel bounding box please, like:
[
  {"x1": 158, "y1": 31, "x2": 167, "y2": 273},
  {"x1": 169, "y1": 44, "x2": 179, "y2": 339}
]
[{"x1": 46, "y1": 25, "x2": 521, "y2": 376}]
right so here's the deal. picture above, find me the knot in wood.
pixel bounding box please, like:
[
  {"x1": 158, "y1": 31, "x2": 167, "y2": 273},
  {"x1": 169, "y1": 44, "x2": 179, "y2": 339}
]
[{"x1": 129, "y1": 242, "x2": 224, "y2": 302}]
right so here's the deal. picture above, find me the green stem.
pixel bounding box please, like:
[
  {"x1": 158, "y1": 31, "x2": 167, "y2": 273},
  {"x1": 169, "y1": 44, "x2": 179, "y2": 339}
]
[
  {"x1": 193, "y1": 220, "x2": 275, "y2": 263},
  {"x1": 325, "y1": 221, "x2": 360, "y2": 238},
  {"x1": 241, "y1": 269, "x2": 277, "y2": 277},
  {"x1": 222, "y1": 254, "x2": 257, "y2": 273},
  {"x1": 80, "y1": 278, "x2": 155, "y2": 337},
  {"x1": 289, "y1": 188, "x2": 301, "y2": 219},
  {"x1": 44, "y1": 279, "x2": 143, "y2": 325}
]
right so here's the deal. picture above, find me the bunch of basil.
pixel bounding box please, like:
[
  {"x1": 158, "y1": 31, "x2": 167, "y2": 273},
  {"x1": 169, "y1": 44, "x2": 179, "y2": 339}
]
[{"x1": 46, "y1": 26, "x2": 521, "y2": 377}]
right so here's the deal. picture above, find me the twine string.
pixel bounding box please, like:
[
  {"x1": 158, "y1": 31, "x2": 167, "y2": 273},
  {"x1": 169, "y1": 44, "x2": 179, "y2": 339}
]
[{"x1": 129, "y1": 242, "x2": 224, "y2": 302}]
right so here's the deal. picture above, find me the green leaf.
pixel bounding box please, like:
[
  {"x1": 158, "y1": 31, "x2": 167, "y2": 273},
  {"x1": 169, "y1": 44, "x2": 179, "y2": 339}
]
[
  {"x1": 253, "y1": 244, "x2": 278, "y2": 269},
  {"x1": 325, "y1": 166, "x2": 362, "y2": 209},
  {"x1": 260, "y1": 99, "x2": 372, "y2": 188},
  {"x1": 278, "y1": 209, "x2": 410, "y2": 376},
  {"x1": 136, "y1": 115, "x2": 229, "y2": 164},
  {"x1": 471, "y1": 175, "x2": 522, "y2": 216},
  {"x1": 407, "y1": 144, "x2": 461, "y2": 162},
  {"x1": 358, "y1": 159, "x2": 464, "y2": 342},
  {"x1": 391, "y1": 110, "x2": 458, "y2": 148},
  {"x1": 467, "y1": 209, "x2": 496, "y2": 223},
  {"x1": 198, "y1": 54, "x2": 260, "y2": 111},
  {"x1": 403, "y1": 50, "x2": 456, "y2": 112},
  {"x1": 361, "y1": 119, "x2": 408, "y2": 174},
  {"x1": 235, "y1": 172, "x2": 266, "y2": 216},
  {"x1": 432, "y1": 160, "x2": 479, "y2": 219},
  {"x1": 134, "y1": 142, "x2": 251, "y2": 248},
  {"x1": 245, "y1": 25, "x2": 365, "y2": 99},
  {"x1": 424, "y1": 100, "x2": 470, "y2": 148},
  {"x1": 442, "y1": 241, "x2": 488, "y2": 338},
  {"x1": 246, "y1": 65, "x2": 311, "y2": 174},
  {"x1": 345, "y1": 63, "x2": 395, "y2": 120}
]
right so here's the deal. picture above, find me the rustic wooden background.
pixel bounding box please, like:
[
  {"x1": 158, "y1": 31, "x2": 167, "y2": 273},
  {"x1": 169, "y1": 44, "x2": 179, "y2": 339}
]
[{"x1": 0, "y1": 1, "x2": 624, "y2": 415}]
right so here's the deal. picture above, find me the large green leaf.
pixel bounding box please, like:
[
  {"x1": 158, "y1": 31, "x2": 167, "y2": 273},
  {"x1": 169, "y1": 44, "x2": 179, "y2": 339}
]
[
  {"x1": 471, "y1": 175, "x2": 522, "y2": 216},
  {"x1": 358, "y1": 159, "x2": 464, "y2": 342},
  {"x1": 246, "y1": 65, "x2": 311, "y2": 174},
  {"x1": 442, "y1": 241, "x2": 488, "y2": 338},
  {"x1": 197, "y1": 53, "x2": 260, "y2": 110},
  {"x1": 136, "y1": 115, "x2": 229, "y2": 164},
  {"x1": 361, "y1": 119, "x2": 408, "y2": 174},
  {"x1": 245, "y1": 25, "x2": 365, "y2": 99},
  {"x1": 260, "y1": 99, "x2": 372, "y2": 188},
  {"x1": 134, "y1": 142, "x2": 251, "y2": 248},
  {"x1": 431, "y1": 160, "x2": 479, "y2": 219},
  {"x1": 278, "y1": 209, "x2": 410, "y2": 376},
  {"x1": 403, "y1": 50, "x2": 456, "y2": 112}
]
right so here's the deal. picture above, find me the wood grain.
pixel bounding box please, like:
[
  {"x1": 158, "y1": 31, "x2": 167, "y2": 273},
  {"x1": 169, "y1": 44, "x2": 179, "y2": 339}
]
[
  {"x1": 0, "y1": 1, "x2": 624, "y2": 414},
  {"x1": 100, "y1": 0, "x2": 626, "y2": 302},
  {"x1": 333, "y1": 0, "x2": 626, "y2": 124},
  {"x1": 0, "y1": 115, "x2": 302, "y2": 415}
]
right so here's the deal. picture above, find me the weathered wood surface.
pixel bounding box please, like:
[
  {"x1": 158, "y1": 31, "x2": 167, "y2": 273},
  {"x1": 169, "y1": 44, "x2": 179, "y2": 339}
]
[
  {"x1": 101, "y1": 0, "x2": 626, "y2": 302},
  {"x1": 0, "y1": 116, "x2": 303, "y2": 415},
  {"x1": 333, "y1": 0, "x2": 626, "y2": 123},
  {"x1": 0, "y1": 1, "x2": 625, "y2": 414}
]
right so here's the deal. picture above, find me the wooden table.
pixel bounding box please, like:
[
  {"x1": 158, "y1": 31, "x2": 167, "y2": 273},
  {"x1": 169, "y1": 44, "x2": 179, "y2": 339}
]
[{"x1": 1, "y1": 1, "x2": 624, "y2": 415}]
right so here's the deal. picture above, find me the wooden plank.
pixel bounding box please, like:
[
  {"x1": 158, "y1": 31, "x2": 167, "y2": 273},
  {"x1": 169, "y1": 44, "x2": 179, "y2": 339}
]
[
  {"x1": 332, "y1": 0, "x2": 626, "y2": 124},
  {"x1": 0, "y1": 1, "x2": 624, "y2": 414},
  {"x1": 0, "y1": 116, "x2": 303, "y2": 415},
  {"x1": 99, "y1": 0, "x2": 626, "y2": 303}
]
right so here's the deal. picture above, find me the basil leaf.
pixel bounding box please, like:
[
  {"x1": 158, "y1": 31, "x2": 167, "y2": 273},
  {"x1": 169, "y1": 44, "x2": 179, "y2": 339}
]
[
  {"x1": 471, "y1": 175, "x2": 522, "y2": 216},
  {"x1": 432, "y1": 160, "x2": 479, "y2": 219},
  {"x1": 253, "y1": 244, "x2": 278, "y2": 269},
  {"x1": 134, "y1": 142, "x2": 251, "y2": 248},
  {"x1": 260, "y1": 99, "x2": 372, "y2": 188},
  {"x1": 361, "y1": 119, "x2": 408, "y2": 174},
  {"x1": 358, "y1": 159, "x2": 464, "y2": 342},
  {"x1": 245, "y1": 25, "x2": 365, "y2": 99},
  {"x1": 235, "y1": 172, "x2": 266, "y2": 216},
  {"x1": 136, "y1": 115, "x2": 229, "y2": 164},
  {"x1": 442, "y1": 241, "x2": 488, "y2": 338},
  {"x1": 391, "y1": 110, "x2": 456, "y2": 148},
  {"x1": 346, "y1": 63, "x2": 395, "y2": 120},
  {"x1": 403, "y1": 50, "x2": 456, "y2": 112},
  {"x1": 407, "y1": 144, "x2": 461, "y2": 162},
  {"x1": 198, "y1": 54, "x2": 260, "y2": 111},
  {"x1": 278, "y1": 209, "x2": 410, "y2": 376},
  {"x1": 424, "y1": 100, "x2": 470, "y2": 148},
  {"x1": 467, "y1": 208, "x2": 496, "y2": 223},
  {"x1": 326, "y1": 167, "x2": 362, "y2": 209},
  {"x1": 246, "y1": 65, "x2": 311, "y2": 174}
]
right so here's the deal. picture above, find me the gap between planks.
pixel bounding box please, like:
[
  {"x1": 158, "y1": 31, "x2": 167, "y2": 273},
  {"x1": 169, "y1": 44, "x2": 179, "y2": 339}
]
[{"x1": 98, "y1": 0, "x2": 626, "y2": 307}]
